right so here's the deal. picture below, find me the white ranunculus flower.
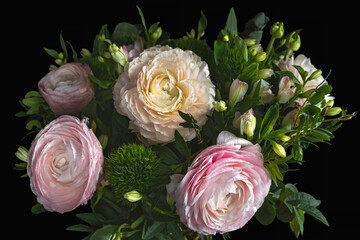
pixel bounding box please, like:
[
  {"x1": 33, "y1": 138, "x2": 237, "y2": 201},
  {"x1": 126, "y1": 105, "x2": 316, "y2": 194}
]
[{"x1": 113, "y1": 46, "x2": 215, "y2": 144}]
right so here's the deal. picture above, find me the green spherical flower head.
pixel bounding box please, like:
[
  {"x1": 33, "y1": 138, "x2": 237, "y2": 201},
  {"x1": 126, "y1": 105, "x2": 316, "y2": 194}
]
[{"x1": 105, "y1": 143, "x2": 160, "y2": 203}]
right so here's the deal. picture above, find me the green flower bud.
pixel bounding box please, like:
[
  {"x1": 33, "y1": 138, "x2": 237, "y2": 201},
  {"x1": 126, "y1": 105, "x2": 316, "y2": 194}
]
[
  {"x1": 212, "y1": 100, "x2": 227, "y2": 112},
  {"x1": 223, "y1": 34, "x2": 230, "y2": 42},
  {"x1": 286, "y1": 32, "x2": 301, "y2": 51},
  {"x1": 270, "y1": 22, "x2": 284, "y2": 39},
  {"x1": 255, "y1": 52, "x2": 267, "y2": 62},
  {"x1": 15, "y1": 146, "x2": 28, "y2": 162},
  {"x1": 80, "y1": 48, "x2": 92, "y2": 58},
  {"x1": 55, "y1": 58, "x2": 63, "y2": 65},
  {"x1": 124, "y1": 190, "x2": 142, "y2": 202},
  {"x1": 258, "y1": 68, "x2": 274, "y2": 79},
  {"x1": 279, "y1": 135, "x2": 291, "y2": 142},
  {"x1": 244, "y1": 38, "x2": 256, "y2": 47},
  {"x1": 151, "y1": 27, "x2": 162, "y2": 41},
  {"x1": 98, "y1": 56, "x2": 105, "y2": 63},
  {"x1": 270, "y1": 140, "x2": 286, "y2": 158},
  {"x1": 58, "y1": 52, "x2": 64, "y2": 60},
  {"x1": 325, "y1": 107, "x2": 342, "y2": 116},
  {"x1": 308, "y1": 69, "x2": 322, "y2": 81}
]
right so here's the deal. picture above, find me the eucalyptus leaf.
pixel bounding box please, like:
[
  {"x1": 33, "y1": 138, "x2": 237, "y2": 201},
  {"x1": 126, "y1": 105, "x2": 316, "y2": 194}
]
[{"x1": 255, "y1": 198, "x2": 276, "y2": 225}]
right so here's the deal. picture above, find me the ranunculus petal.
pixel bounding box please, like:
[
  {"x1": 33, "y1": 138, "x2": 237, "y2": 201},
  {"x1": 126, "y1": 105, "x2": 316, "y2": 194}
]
[
  {"x1": 38, "y1": 63, "x2": 95, "y2": 115},
  {"x1": 113, "y1": 46, "x2": 215, "y2": 144},
  {"x1": 167, "y1": 131, "x2": 271, "y2": 235},
  {"x1": 27, "y1": 115, "x2": 104, "y2": 213}
]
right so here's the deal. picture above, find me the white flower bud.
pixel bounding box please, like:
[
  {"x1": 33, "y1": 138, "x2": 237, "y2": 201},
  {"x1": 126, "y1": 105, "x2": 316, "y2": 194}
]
[{"x1": 229, "y1": 79, "x2": 248, "y2": 108}]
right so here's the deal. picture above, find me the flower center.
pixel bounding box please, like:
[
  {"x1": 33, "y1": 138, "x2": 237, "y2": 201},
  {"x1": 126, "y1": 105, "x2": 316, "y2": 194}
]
[{"x1": 148, "y1": 74, "x2": 181, "y2": 109}]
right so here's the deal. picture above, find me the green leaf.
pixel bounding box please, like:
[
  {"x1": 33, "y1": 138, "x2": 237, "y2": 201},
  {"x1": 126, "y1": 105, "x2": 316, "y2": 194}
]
[
  {"x1": 291, "y1": 143, "x2": 303, "y2": 162},
  {"x1": 66, "y1": 224, "x2": 92, "y2": 233},
  {"x1": 90, "y1": 225, "x2": 118, "y2": 240},
  {"x1": 317, "y1": 84, "x2": 332, "y2": 94},
  {"x1": 266, "y1": 129, "x2": 292, "y2": 139},
  {"x1": 166, "y1": 222, "x2": 183, "y2": 240},
  {"x1": 152, "y1": 145, "x2": 180, "y2": 165},
  {"x1": 259, "y1": 103, "x2": 279, "y2": 140},
  {"x1": 308, "y1": 92, "x2": 325, "y2": 105},
  {"x1": 255, "y1": 198, "x2": 276, "y2": 225},
  {"x1": 88, "y1": 73, "x2": 113, "y2": 89},
  {"x1": 76, "y1": 212, "x2": 106, "y2": 226},
  {"x1": 25, "y1": 119, "x2": 42, "y2": 130},
  {"x1": 292, "y1": 65, "x2": 307, "y2": 81},
  {"x1": 214, "y1": 40, "x2": 227, "y2": 65},
  {"x1": 238, "y1": 62, "x2": 258, "y2": 83},
  {"x1": 224, "y1": 8, "x2": 238, "y2": 36},
  {"x1": 60, "y1": 32, "x2": 68, "y2": 60},
  {"x1": 197, "y1": 11, "x2": 207, "y2": 39},
  {"x1": 285, "y1": 192, "x2": 321, "y2": 208},
  {"x1": 31, "y1": 202, "x2": 47, "y2": 214},
  {"x1": 234, "y1": 36, "x2": 248, "y2": 62},
  {"x1": 276, "y1": 202, "x2": 295, "y2": 223},
  {"x1": 291, "y1": 207, "x2": 304, "y2": 236},
  {"x1": 143, "y1": 222, "x2": 165, "y2": 240},
  {"x1": 297, "y1": 205, "x2": 329, "y2": 227},
  {"x1": 22, "y1": 97, "x2": 45, "y2": 107},
  {"x1": 174, "y1": 130, "x2": 190, "y2": 157},
  {"x1": 43, "y1": 47, "x2": 59, "y2": 59}
]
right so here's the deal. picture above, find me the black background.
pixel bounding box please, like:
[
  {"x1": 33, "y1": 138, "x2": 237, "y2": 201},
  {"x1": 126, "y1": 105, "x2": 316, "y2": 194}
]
[{"x1": 4, "y1": 1, "x2": 360, "y2": 239}]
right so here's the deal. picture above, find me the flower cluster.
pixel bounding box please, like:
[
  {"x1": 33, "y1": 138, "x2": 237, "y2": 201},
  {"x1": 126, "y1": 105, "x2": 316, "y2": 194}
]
[{"x1": 14, "y1": 6, "x2": 355, "y2": 239}]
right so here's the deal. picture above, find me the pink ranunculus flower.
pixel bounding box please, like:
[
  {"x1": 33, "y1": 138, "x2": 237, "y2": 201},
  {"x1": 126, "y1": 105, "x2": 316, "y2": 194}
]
[
  {"x1": 113, "y1": 45, "x2": 215, "y2": 145},
  {"x1": 166, "y1": 131, "x2": 271, "y2": 235},
  {"x1": 27, "y1": 115, "x2": 104, "y2": 213},
  {"x1": 38, "y1": 63, "x2": 95, "y2": 115}
]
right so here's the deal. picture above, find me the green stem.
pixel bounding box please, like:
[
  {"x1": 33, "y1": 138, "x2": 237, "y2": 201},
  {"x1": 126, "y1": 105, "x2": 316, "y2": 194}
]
[{"x1": 265, "y1": 36, "x2": 275, "y2": 66}]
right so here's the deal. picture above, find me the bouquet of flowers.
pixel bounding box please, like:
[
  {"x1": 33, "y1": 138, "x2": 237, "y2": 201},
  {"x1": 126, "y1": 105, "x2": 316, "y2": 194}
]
[{"x1": 14, "y1": 6, "x2": 356, "y2": 239}]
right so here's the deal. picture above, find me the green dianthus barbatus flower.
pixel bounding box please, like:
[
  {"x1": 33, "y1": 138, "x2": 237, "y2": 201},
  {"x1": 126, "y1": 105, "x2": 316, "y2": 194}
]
[{"x1": 105, "y1": 143, "x2": 161, "y2": 203}]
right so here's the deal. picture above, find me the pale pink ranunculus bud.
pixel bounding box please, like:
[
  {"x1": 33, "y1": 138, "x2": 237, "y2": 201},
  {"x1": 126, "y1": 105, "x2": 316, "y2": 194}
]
[
  {"x1": 27, "y1": 115, "x2": 104, "y2": 213},
  {"x1": 113, "y1": 46, "x2": 215, "y2": 144},
  {"x1": 278, "y1": 76, "x2": 297, "y2": 103},
  {"x1": 166, "y1": 131, "x2": 271, "y2": 235},
  {"x1": 38, "y1": 63, "x2": 95, "y2": 115}
]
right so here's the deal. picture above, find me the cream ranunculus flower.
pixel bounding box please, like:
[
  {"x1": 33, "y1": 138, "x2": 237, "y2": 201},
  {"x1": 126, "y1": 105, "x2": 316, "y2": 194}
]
[{"x1": 113, "y1": 46, "x2": 215, "y2": 144}]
